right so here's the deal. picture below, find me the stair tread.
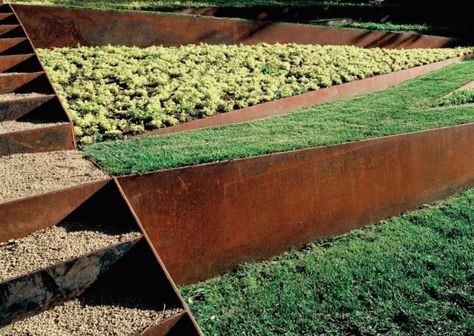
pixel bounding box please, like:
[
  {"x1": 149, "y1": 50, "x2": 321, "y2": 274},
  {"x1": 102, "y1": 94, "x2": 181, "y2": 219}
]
[
  {"x1": 0, "y1": 285, "x2": 183, "y2": 335},
  {"x1": 0, "y1": 217, "x2": 142, "y2": 283},
  {"x1": 0, "y1": 151, "x2": 109, "y2": 204},
  {"x1": 0, "y1": 37, "x2": 27, "y2": 42},
  {"x1": 0, "y1": 92, "x2": 55, "y2": 103},
  {"x1": 0, "y1": 52, "x2": 34, "y2": 59},
  {"x1": 0, "y1": 71, "x2": 43, "y2": 77},
  {"x1": 0, "y1": 119, "x2": 67, "y2": 135}
]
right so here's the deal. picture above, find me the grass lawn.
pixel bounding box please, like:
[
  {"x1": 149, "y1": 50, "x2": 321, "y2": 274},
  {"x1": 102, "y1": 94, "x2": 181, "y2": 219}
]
[
  {"x1": 84, "y1": 59, "x2": 474, "y2": 175},
  {"x1": 181, "y1": 187, "x2": 474, "y2": 335},
  {"x1": 38, "y1": 44, "x2": 472, "y2": 144}
]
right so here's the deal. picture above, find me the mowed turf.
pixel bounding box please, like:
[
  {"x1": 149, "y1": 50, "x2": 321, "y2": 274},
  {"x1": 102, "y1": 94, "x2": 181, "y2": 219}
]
[
  {"x1": 85, "y1": 59, "x2": 474, "y2": 175},
  {"x1": 181, "y1": 188, "x2": 474, "y2": 335}
]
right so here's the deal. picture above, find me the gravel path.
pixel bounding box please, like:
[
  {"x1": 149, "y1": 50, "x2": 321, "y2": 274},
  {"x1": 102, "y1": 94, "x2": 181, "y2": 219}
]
[
  {"x1": 0, "y1": 218, "x2": 142, "y2": 282},
  {"x1": 0, "y1": 150, "x2": 109, "y2": 204},
  {"x1": 0, "y1": 121, "x2": 68, "y2": 134},
  {"x1": 0, "y1": 287, "x2": 183, "y2": 335}
]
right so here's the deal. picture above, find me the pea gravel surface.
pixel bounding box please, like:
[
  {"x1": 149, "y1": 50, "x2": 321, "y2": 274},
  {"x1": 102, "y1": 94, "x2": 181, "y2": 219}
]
[
  {"x1": 0, "y1": 218, "x2": 142, "y2": 282},
  {"x1": 0, "y1": 150, "x2": 109, "y2": 203},
  {"x1": 0, "y1": 93, "x2": 49, "y2": 102},
  {"x1": 0, "y1": 121, "x2": 68, "y2": 134},
  {"x1": 0, "y1": 287, "x2": 183, "y2": 336}
]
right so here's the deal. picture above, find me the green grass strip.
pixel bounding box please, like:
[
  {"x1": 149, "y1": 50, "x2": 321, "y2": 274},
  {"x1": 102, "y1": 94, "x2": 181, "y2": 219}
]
[
  {"x1": 181, "y1": 188, "x2": 474, "y2": 335},
  {"x1": 436, "y1": 89, "x2": 474, "y2": 107},
  {"x1": 85, "y1": 60, "x2": 474, "y2": 175}
]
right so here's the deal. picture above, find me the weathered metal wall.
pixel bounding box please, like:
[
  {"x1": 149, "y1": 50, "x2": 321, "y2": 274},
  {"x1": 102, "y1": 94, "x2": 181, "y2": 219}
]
[
  {"x1": 119, "y1": 123, "x2": 474, "y2": 285},
  {"x1": 12, "y1": 4, "x2": 461, "y2": 49}
]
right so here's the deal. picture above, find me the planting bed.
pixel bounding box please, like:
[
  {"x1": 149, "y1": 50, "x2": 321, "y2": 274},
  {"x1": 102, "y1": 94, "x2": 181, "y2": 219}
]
[
  {"x1": 38, "y1": 44, "x2": 473, "y2": 143},
  {"x1": 0, "y1": 150, "x2": 108, "y2": 203}
]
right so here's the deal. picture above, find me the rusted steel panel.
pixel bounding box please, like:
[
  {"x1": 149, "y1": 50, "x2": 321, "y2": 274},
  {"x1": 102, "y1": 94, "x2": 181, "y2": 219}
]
[
  {"x1": 0, "y1": 123, "x2": 75, "y2": 156},
  {"x1": 172, "y1": 6, "x2": 471, "y2": 29},
  {"x1": 146, "y1": 54, "x2": 472, "y2": 136},
  {"x1": 0, "y1": 179, "x2": 110, "y2": 243},
  {"x1": 234, "y1": 20, "x2": 461, "y2": 48},
  {"x1": 0, "y1": 239, "x2": 140, "y2": 327},
  {"x1": 11, "y1": 4, "x2": 461, "y2": 49},
  {"x1": 119, "y1": 123, "x2": 474, "y2": 285},
  {"x1": 12, "y1": 5, "x2": 234, "y2": 48},
  {"x1": 115, "y1": 179, "x2": 203, "y2": 335}
]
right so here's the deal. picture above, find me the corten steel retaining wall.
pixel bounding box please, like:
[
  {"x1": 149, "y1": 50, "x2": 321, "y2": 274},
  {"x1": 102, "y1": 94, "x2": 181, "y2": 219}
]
[
  {"x1": 145, "y1": 54, "x2": 473, "y2": 136},
  {"x1": 11, "y1": 4, "x2": 462, "y2": 49},
  {"x1": 118, "y1": 123, "x2": 474, "y2": 285}
]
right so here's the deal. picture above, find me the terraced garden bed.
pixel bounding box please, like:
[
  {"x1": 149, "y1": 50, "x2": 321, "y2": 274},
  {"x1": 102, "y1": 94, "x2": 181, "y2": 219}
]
[
  {"x1": 37, "y1": 44, "x2": 473, "y2": 144},
  {"x1": 84, "y1": 59, "x2": 474, "y2": 175}
]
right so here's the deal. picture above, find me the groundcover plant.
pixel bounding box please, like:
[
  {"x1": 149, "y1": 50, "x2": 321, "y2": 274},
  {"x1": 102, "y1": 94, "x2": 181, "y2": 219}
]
[{"x1": 37, "y1": 44, "x2": 473, "y2": 144}]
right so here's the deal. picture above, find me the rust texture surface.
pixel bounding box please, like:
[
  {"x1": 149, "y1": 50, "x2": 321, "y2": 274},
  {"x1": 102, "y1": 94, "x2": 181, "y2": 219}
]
[
  {"x1": 0, "y1": 123, "x2": 76, "y2": 156},
  {"x1": 12, "y1": 4, "x2": 461, "y2": 49},
  {"x1": 0, "y1": 239, "x2": 139, "y2": 327},
  {"x1": 0, "y1": 179, "x2": 110, "y2": 243},
  {"x1": 119, "y1": 123, "x2": 474, "y2": 285},
  {"x1": 146, "y1": 54, "x2": 472, "y2": 136}
]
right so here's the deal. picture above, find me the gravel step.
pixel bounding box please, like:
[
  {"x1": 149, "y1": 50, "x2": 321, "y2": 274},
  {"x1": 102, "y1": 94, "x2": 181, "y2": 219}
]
[
  {"x1": 0, "y1": 150, "x2": 109, "y2": 204},
  {"x1": 0, "y1": 286, "x2": 183, "y2": 336},
  {"x1": 0, "y1": 217, "x2": 142, "y2": 283},
  {"x1": 0, "y1": 120, "x2": 67, "y2": 134},
  {"x1": 0, "y1": 92, "x2": 53, "y2": 102}
]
